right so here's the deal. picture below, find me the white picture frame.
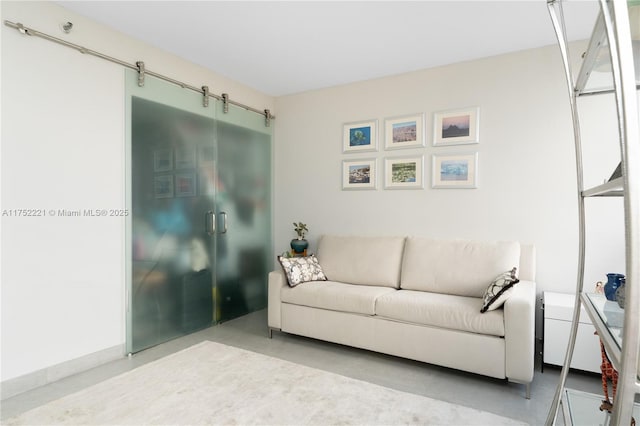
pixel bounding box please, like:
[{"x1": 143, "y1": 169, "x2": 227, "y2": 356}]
[
  {"x1": 175, "y1": 172, "x2": 197, "y2": 197},
  {"x1": 175, "y1": 147, "x2": 196, "y2": 170},
  {"x1": 433, "y1": 107, "x2": 480, "y2": 146},
  {"x1": 154, "y1": 174, "x2": 174, "y2": 198},
  {"x1": 342, "y1": 158, "x2": 377, "y2": 190},
  {"x1": 384, "y1": 113, "x2": 425, "y2": 150},
  {"x1": 432, "y1": 152, "x2": 478, "y2": 189},
  {"x1": 384, "y1": 156, "x2": 424, "y2": 189},
  {"x1": 153, "y1": 149, "x2": 173, "y2": 172},
  {"x1": 343, "y1": 119, "x2": 378, "y2": 153}
]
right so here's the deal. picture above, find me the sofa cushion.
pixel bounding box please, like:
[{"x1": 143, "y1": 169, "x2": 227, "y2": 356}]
[
  {"x1": 375, "y1": 290, "x2": 505, "y2": 337},
  {"x1": 277, "y1": 255, "x2": 328, "y2": 287},
  {"x1": 400, "y1": 237, "x2": 521, "y2": 298},
  {"x1": 281, "y1": 281, "x2": 396, "y2": 315},
  {"x1": 480, "y1": 267, "x2": 519, "y2": 313},
  {"x1": 316, "y1": 235, "x2": 406, "y2": 288}
]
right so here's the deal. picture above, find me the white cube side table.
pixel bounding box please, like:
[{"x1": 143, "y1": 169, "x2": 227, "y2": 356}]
[{"x1": 543, "y1": 291, "x2": 602, "y2": 374}]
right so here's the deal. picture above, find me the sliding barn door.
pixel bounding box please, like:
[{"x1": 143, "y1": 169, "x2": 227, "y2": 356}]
[
  {"x1": 125, "y1": 71, "x2": 217, "y2": 353},
  {"x1": 214, "y1": 106, "x2": 272, "y2": 322},
  {"x1": 125, "y1": 71, "x2": 271, "y2": 353}
]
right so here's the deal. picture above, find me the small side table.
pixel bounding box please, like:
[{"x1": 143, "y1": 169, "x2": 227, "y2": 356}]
[{"x1": 543, "y1": 291, "x2": 601, "y2": 373}]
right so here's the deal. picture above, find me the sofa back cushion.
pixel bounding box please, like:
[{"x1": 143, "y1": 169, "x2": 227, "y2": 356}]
[
  {"x1": 400, "y1": 237, "x2": 521, "y2": 297},
  {"x1": 316, "y1": 235, "x2": 406, "y2": 288}
]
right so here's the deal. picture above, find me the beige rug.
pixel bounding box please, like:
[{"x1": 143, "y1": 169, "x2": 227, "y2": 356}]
[{"x1": 6, "y1": 341, "x2": 526, "y2": 425}]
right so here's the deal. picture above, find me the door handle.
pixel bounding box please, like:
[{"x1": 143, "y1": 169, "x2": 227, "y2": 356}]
[
  {"x1": 219, "y1": 211, "x2": 228, "y2": 234},
  {"x1": 205, "y1": 210, "x2": 216, "y2": 236}
]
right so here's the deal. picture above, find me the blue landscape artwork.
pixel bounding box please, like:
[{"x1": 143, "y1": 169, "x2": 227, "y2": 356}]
[
  {"x1": 441, "y1": 160, "x2": 468, "y2": 181},
  {"x1": 349, "y1": 126, "x2": 372, "y2": 147}
]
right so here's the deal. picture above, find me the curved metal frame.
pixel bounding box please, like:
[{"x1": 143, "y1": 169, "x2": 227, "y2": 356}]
[
  {"x1": 545, "y1": 1, "x2": 586, "y2": 423},
  {"x1": 606, "y1": 0, "x2": 640, "y2": 423},
  {"x1": 545, "y1": 0, "x2": 640, "y2": 425}
]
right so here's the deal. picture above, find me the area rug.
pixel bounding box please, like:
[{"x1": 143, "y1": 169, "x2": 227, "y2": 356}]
[{"x1": 6, "y1": 341, "x2": 526, "y2": 425}]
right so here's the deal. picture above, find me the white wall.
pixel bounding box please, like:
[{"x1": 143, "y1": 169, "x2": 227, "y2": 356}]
[
  {"x1": 273, "y1": 43, "x2": 626, "y2": 297},
  {"x1": 0, "y1": 1, "x2": 274, "y2": 382}
]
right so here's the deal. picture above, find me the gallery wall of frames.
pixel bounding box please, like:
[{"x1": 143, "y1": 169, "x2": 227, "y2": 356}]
[{"x1": 341, "y1": 107, "x2": 479, "y2": 191}]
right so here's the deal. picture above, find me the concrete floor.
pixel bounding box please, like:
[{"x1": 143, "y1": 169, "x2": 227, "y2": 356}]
[{"x1": 1, "y1": 309, "x2": 604, "y2": 425}]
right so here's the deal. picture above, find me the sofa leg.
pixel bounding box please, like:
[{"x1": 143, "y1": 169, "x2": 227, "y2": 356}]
[
  {"x1": 268, "y1": 327, "x2": 280, "y2": 339},
  {"x1": 525, "y1": 383, "x2": 531, "y2": 400}
]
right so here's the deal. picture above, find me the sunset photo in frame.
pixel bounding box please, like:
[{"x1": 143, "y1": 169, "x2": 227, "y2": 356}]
[
  {"x1": 342, "y1": 158, "x2": 376, "y2": 190},
  {"x1": 343, "y1": 120, "x2": 378, "y2": 153},
  {"x1": 432, "y1": 152, "x2": 478, "y2": 189},
  {"x1": 433, "y1": 107, "x2": 479, "y2": 146},
  {"x1": 384, "y1": 156, "x2": 424, "y2": 189},
  {"x1": 384, "y1": 113, "x2": 425, "y2": 150}
]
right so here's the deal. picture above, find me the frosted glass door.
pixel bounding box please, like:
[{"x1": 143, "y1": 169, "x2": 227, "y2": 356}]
[
  {"x1": 126, "y1": 72, "x2": 217, "y2": 353},
  {"x1": 126, "y1": 71, "x2": 272, "y2": 352},
  {"x1": 214, "y1": 105, "x2": 272, "y2": 322}
]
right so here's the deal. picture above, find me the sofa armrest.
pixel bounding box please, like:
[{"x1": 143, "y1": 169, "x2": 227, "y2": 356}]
[
  {"x1": 268, "y1": 269, "x2": 287, "y2": 330},
  {"x1": 504, "y1": 279, "x2": 536, "y2": 384}
]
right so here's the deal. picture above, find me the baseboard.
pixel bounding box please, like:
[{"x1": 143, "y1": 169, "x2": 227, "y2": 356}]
[{"x1": 1, "y1": 344, "x2": 125, "y2": 400}]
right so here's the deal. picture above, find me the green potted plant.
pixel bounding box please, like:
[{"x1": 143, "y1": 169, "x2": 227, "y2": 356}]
[{"x1": 290, "y1": 221, "x2": 309, "y2": 254}]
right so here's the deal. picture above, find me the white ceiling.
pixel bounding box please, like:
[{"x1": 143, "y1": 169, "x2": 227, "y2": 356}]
[{"x1": 56, "y1": 1, "x2": 600, "y2": 97}]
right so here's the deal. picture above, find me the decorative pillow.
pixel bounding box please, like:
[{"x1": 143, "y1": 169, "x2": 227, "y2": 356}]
[
  {"x1": 278, "y1": 255, "x2": 328, "y2": 287},
  {"x1": 480, "y1": 267, "x2": 519, "y2": 313}
]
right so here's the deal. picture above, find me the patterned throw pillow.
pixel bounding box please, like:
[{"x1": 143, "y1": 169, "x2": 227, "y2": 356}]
[
  {"x1": 278, "y1": 255, "x2": 328, "y2": 287},
  {"x1": 480, "y1": 267, "x2": 519, "y2": 313}
]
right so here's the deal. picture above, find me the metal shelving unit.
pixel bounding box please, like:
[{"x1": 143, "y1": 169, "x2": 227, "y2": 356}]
[{"x1": 545, "y1": 1, "x2": 640, "y2": 425}]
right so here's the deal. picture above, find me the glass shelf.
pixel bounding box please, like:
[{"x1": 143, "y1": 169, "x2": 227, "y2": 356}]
[
  {"x1": 582, "y1": 293, "x2": 624, "y2": 370},
  {"x1": 584, "y1": 293, "x2": 624, "y2": 345},
  {"x1": 576, "y1": 1, "x2": 640, "y2": 96},
  {"x1": 562, "y1": 389, "x2": 640, "y2": 426}
]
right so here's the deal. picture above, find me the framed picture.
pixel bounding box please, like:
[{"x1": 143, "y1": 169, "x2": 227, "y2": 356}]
[
  {"x1": 384, "y1": 156, "x2": 424, "y2": 189},
  {"x1": 343, "y1": 120, "x2": 378, "y2": 153},
  {"x1": 154, "y1": 175, "x2": 174, "y2": 198},
  {"x1": 384, "y1": 114, "x2": 425, "y2": 150},
  {"x1": 433, "y1": 107, "x2": 479, "y2": 146},
  {"x1": 175, "y1": 173, "x2": 197, "y2": 197},
  {"x1": 342, "y1": 158, "x2": 376, "y2": 190},
  {"x1": 175, "y1": 147, "x2": 196, "y2": 170},
  {"x1": 432, "y1": 152, "x2": 478, "y2": 189},
  {"x1": 153, "y1": 149, "x2": 173, "y2": 172}
]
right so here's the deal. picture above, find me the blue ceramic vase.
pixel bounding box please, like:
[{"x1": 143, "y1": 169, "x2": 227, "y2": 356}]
[
  {"x1": 290, "y1": 238, "x2": 308, "y2": 254},
  {"x1": 604, "y1": 273, "x2": 625, "y2": 301}
]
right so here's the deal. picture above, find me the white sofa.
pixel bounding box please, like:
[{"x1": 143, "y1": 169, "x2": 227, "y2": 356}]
[{"x1": 268, "y1": 235, "x2": 536, "y2": 397}]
